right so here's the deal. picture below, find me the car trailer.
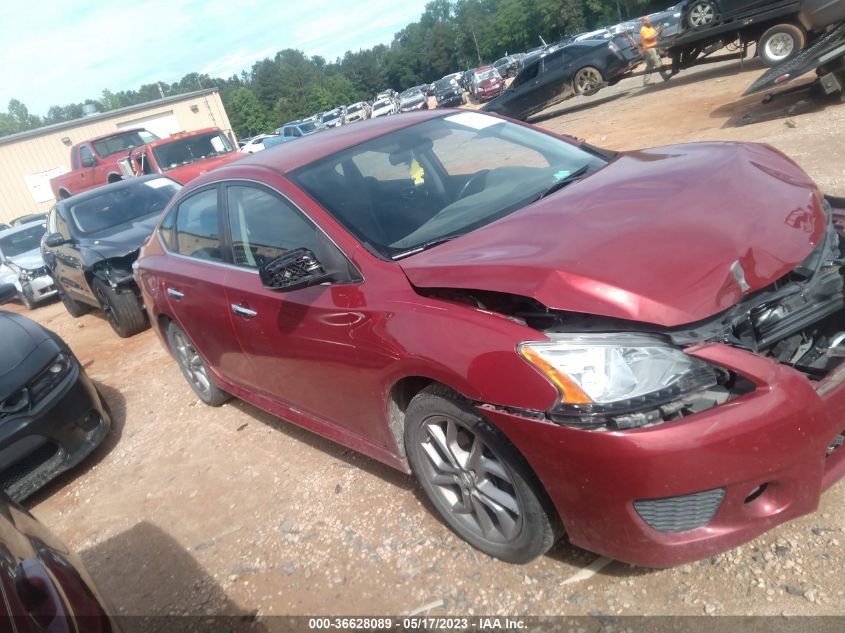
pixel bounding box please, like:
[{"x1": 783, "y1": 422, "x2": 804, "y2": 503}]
[
  {"x1": 659, "y1": 0, "x2": 845, "y2": 78},
  {"x1": 744, "y1": 21, "x2": 845, "y2": 101}
]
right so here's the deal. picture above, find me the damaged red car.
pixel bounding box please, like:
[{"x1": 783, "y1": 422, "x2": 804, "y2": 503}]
[{"x1": 135, "y1": 110, "x2": 845, "y2": 566}]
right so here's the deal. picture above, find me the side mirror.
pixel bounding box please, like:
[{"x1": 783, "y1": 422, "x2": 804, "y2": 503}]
[
  {"x1": 44, "y1": 233, "x2": 69, "y2": 248},
  {"x1": 0, "y1": 283, "x2": 16, "y2": 304},
  {"x1": 259, "y1": 248, "x2": 332, "y2": 292},
  {"x1": 81, "y1": 155, "x2": 97, "y2": 168}
]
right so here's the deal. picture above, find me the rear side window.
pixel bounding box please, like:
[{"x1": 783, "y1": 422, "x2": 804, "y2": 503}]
[
  {"x1": 226, "y1": 185, "x2": 320, "y2": 269},
  {"x1": 79, "y1": 144, "x2": 95, "y2": 165},
  {"x1": 174, "y1": 189, "x2": 223, "y2": 261}
]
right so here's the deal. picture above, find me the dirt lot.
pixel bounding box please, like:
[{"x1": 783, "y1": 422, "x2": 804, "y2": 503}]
[{"x1": 14, "y1": 57, "x2": 845, "y2": 620}]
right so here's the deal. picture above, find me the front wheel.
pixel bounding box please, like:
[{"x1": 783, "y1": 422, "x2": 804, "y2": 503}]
[
  {"x1": 91, "y1": 278, "x2": 148, "y2": 338},
  {"x1": 166, "y1": 322, "x2": 230, "y2": 406},
  {"x1": 758, "y1": 24, "x2": 805, "y2": 66},
  {"x1": 573, "y1": 66, "x2": 604, "y2": 96},
  {"x1": 404, "y1": 385, "x2": 558, "y2": 563}
]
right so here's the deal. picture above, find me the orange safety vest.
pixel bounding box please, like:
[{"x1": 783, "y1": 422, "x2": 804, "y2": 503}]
[{"x1": 640, "y1": 25, "x2": 658, "y2": 49}]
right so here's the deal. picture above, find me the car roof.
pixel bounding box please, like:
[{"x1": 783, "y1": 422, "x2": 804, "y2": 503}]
[
  {"x1": 57, "y1": 174, "x2": 179, "y2": 206},
  {"x1": 83, "y1": 128, "x2": 149, "y2": 144},
  {"x1": 0, "y1": 221, "x2": 45, "y2": 239},
  {"x1": 195, "y1": 110, "x2": 447, "y2": 179}
]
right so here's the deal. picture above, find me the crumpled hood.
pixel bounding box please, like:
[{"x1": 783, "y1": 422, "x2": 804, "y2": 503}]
[
  {"x1": 83, "y1": 213, "x2": 159, "y2": 260},
  {"x1": 5, "y1": 248, "x2": 46, "y2": 271},
  {"x1": 399, "y1": 142, "x2": 826, "y2": 327},
  {"x1": 0, "y1": 313, "x2": 61, "y2": 401}
]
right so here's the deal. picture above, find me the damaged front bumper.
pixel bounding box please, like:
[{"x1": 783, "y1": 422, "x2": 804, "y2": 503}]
[{"x1": 483, "y1": 343, "x2": 845, "y2": 566}]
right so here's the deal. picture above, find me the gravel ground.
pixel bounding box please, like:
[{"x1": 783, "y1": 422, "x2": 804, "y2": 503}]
[{"x1": 13, "y1": 55, "x2": 845, "y2": 619}]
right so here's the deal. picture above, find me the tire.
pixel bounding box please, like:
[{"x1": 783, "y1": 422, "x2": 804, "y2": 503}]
[
  {"x1": 686, "y1": 0, "x2": 717, "y2": 28},
  {"x1": 18, "y1": 287, "x2": 35, "y2": 310},
  {"x1": 91, "y1": 277, "x2": 147, "y2": 338},
  {"x1": 166, "y1": 322, "x2": 230, "y2": 406},
  {"x1": 58, "y1": 189, "x2": 71, "y2": 200},
  {"x1": 758, "y1": 24, "x2": 805, "y2": 66},
  {"x1": 57, "y1": 283, "x2": 92, "y2": 318},
  {"x1": 573, "y1": 66, "x2": 604, "y2": 96},
  {"x1": 404, "y1": 384, "x2": 558, "y2": 563}
]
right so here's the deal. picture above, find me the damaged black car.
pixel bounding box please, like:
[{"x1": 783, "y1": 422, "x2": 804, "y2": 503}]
[
  {"x1": 0, "y1": 283, "x2": 111, "y2": 500},
  {"x1": 41, "y1": 175, "x2": 181, "y2": 337}
]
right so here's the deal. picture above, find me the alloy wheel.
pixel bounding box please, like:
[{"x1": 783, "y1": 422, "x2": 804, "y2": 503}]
[
  {"x1": 688, "y1": 2, "x2": 715, "y2": 27},
  {"x1": 93, "y1": 284, "x2": 118, "y2": 330},
  {"x1": 575, "y1": 68, "x2": 602, "y2": 94},
  {"x1": 417, "y1": 415, "x2": 523, "y2": 543},
  {"x1": 172, "y1": 330, "x2": 212, "y2": 397},
  {"x1": 765, "y1": 33, "x2": 795, "y2": 61}
]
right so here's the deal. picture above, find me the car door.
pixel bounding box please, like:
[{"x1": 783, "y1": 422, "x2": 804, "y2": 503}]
[
  {"x1": 220, "y1": 182, "x2": 389, "y2": 443},
  {"x1": 505, "y1": 57, "x2": 545, "y2": 115},
  {"x1": 76, "y1": 144, "x2": 99, "y2": 191},
  {"x1": 45, "y1": 205, "x2": 92, "y2": 303},
  {"x1": 157, "y1": 185, "x2": 256, "y2": 387}
]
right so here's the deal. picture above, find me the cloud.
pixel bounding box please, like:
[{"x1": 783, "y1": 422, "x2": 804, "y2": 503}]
[{"x1": 1, "y1": 0, "x2": 429, "y2": 114}]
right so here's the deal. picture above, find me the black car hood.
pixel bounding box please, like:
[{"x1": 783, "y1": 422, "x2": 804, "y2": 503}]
[
  {"x1": 78, "y1": 213, "x2": 158, "y2": 260},
  {"x1": 0, "y1": 312, "x2": 62, "y2": 402}
]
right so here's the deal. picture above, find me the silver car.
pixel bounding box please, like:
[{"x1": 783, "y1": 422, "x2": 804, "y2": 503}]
[{"x1": 0, "y1": 221, "x2": 57, "y2": 309}]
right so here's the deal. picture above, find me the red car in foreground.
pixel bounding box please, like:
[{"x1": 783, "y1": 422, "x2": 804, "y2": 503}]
[{"x1": 136, "y1": 109, "x2": 845, "y2": 566}]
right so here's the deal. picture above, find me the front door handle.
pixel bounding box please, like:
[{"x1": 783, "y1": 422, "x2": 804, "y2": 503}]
[
  {"x1": 231, "y1": 304, "x2": 257, "y2": 318},
  {"x1": 167, "y1": 287, "x2": 184, "y2": 299}
]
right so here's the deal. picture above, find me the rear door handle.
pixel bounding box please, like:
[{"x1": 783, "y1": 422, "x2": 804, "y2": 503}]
[
  {"x1": 167, "y1": 287, "x2": 184, "y2": 299},
  {"x1": 231, "y1": 304, "x2": 257, "y2": 318}
]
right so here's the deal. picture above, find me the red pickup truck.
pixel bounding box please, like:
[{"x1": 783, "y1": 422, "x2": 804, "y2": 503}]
[
  {"x1": 118, "y1": 127, "x2": 242, "y2": 184},
  {"x1": 50, "y1": 129, "x2": 159, "y2": 200}
]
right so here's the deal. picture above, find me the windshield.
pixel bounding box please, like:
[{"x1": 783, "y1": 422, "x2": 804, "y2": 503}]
[
  {"x1": 401, "y1": 91, "x2": 423, "y2": 102},
  {"x1": 152, "y1": 132, "x2": 233, "y2": 171},
  {"x1": 374, "y1": 100, "x2": 391, "y2": 109},
  {"x1": 0, "y1": 224, "x2": 45, "y2": 258},
  {"x1": 435, "y1": 79, "x2": 458, "y2": 92},
  {"x1": 478, "y1": 70, "x2": 499, "y2": 81},
  {"x1": 69, "y1": 178, "x2": 181, "y2": 234},
  {"x1": 299, "y1": 121, "x2": 318, "y2": 133},
  {"x1": 92, "y1": 130, "x2": 159, "y2": 157},
  {"x1": 290, "y1": 112, "x2": 604, "y2": 259}
]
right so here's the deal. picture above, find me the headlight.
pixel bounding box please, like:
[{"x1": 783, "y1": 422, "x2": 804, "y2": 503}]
[
  {"x1": 519, "y1": 334, "x2": 718, "y2": 419},
  {"x1": 28, "y1": 352, "x2": 73, "y2": 403},
  {"x1": 6, "y1": 261, "x2": 22, "y2": 275}
]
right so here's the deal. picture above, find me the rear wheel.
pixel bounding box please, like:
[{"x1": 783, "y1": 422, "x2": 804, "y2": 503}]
[
  {"x1": 92, "y1": 278, "x2": 147, "y2": 338},
  {"x1": 686, "y1": 0, "x2": 717, "y2": 28},
  {"x1": 573, "y1": 66, "x2": 604, "y2": 95},
  {"x1": 166, "y1": 322, "x2": 230, "y2": 406},
  {"x1": 404, "y1": 385, "x2": 558, "y2": 563},
  {"x1": 758, "y1": 24, "x2": 805, "y2": 66}
]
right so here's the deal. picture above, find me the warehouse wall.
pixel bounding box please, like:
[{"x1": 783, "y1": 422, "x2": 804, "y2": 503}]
[{"x1": 0, "y1": 90, "x2": 233, "y2": 223}]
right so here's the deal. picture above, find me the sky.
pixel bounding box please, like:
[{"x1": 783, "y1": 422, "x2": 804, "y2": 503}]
[{"x1": 1, "y1": 0, "x2": 431, "y2": 116}]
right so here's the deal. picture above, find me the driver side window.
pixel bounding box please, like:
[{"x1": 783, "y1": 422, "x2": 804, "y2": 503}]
[{"x1": 226, "y1": 185, "x2": 321, "y2": 269}]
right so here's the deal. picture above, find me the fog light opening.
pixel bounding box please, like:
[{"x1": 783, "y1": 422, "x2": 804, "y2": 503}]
[{"x1": 744, "y1": 483, "x2": 768, "y2": 505}]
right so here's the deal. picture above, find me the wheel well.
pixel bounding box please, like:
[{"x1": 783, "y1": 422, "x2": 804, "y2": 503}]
[
  {"x1": 107, "y1": 172, "x2": 123, "y2": 183},
  {"x1": 157, "y1": 314, "x2": 173, "y2": 351},
  {"x1": 387, "y1": 377, "x2": 435, "y2": 456},
  {"x1": 58, "y1": 188, "x2": 71, "y2": 199}
]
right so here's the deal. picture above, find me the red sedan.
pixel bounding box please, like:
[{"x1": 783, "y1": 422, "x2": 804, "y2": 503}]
[
  {"x1": 135, "y1": 109, "x2": 845, "y2": 566},
  {"x1": 472, "y1": 65, "x2": 505, "y2": 102}
]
